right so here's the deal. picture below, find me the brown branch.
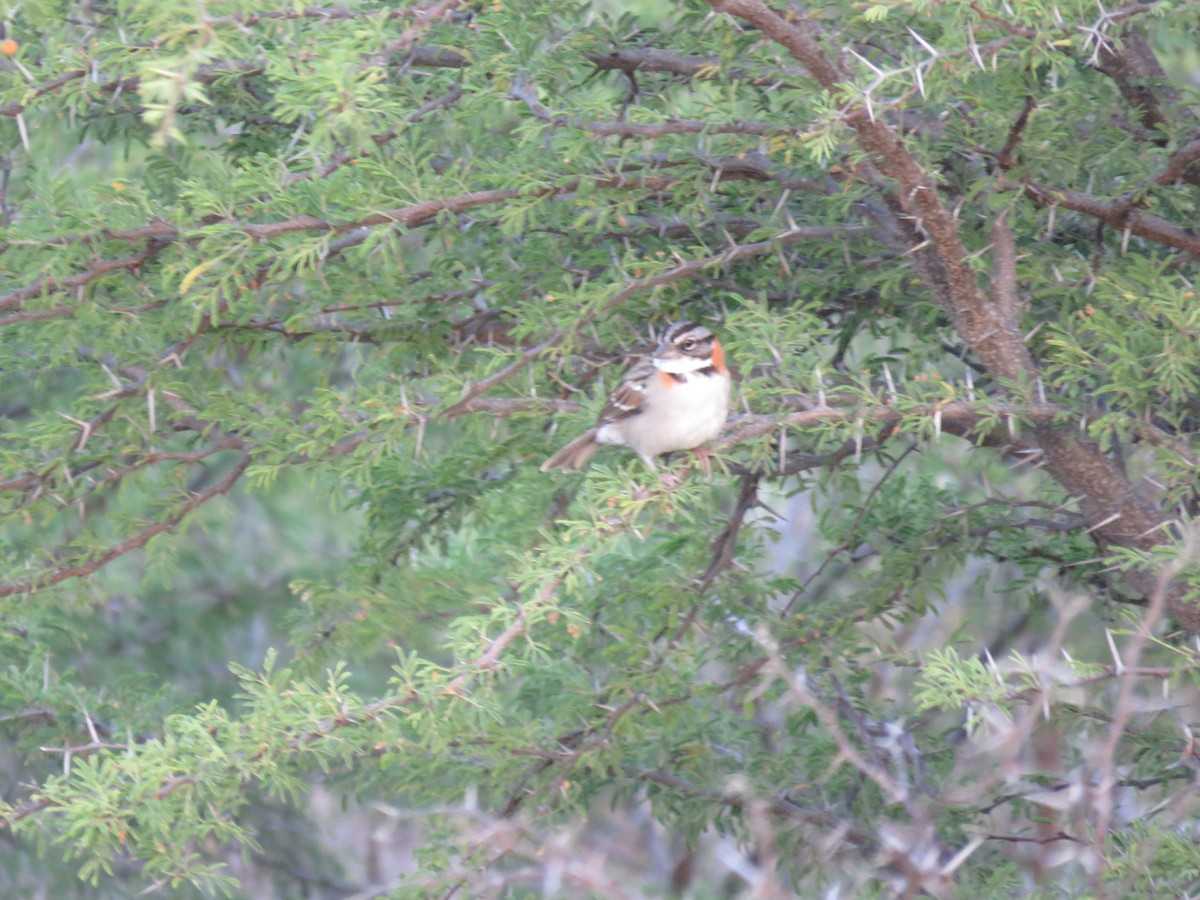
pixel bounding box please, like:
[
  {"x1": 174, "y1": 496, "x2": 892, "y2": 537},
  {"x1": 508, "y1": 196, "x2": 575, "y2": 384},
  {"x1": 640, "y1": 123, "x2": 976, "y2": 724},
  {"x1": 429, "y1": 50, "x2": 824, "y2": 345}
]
[
  {"x1": 1, "y1": 434, "x2": 244, "y2": 503},
  {"x1": 726, "y1": 399, "x2": 1178, "y2": 611},
  {"x1": 982, "y1": 767, "x2": 1191, "y2": 815},
  {"x1": 587, "y1": 48, "x2": 719, "y2": 78},
  {"x1": 1153, "y1": 139, "x2": 1200, "y2": 187},
  {"x1": 708, "y1": 0, "x2": 1190, "y2": 628},
  {"x1": 374, "y1": 0, "x2": 467, "y2": 58},
  {"x1": 990, "y1": 210, "x2": 1019, "y2": 319},
  {"x1": 717, "y1": 401, "x2": 1060, "y2": 447},
  {"x1": 0, "y1": 61, "x2": 266, "y2": 120},
  {"x1": 996, "y1": 95, "x2": 1037, "y2": 168},
  {"x1": 153, "y1": 776, "x2": 197, "y2": 801},
  {"x1": 0, "y1": 706, "x2": 56, "y2": 724},
  {"x1": 404, "y1": 46, "x2": 472, "y2": 69},
  {"x1": 6, "y1": 149, "x2": 830, "y2": 316},
  {"x1": 1019, "y1": 181, "x2": 1200, "y2": 256},
  {"x1": 1092, "y1": 22, "x2": 1187, "y2": 144},
  {"x1": 984, "y1": 831, "x2": 1083, "y2": 845},
  {"x1": 0, "y1": 69, "x2": 86, "y2": 118},
  {"x1": 0, "y1": 305, "x2": 74, "y2": 327},
  {"x1": 0, "y1": 244, "x2": 165, "y2": 311},
  {"x1": 442, "y1": 340, "x2": 560, "y2": 418},
  {"x1": 509, "y1": 79, "x2": 790, "y2": 139},
  {"x1": 969, "y1": 4, "x2": 1037, "y2": 40},
  {"x1": 0, "y1": 450, "x2": 251, "y2": 599},
  {"x1": 0, "y1": 173, "x2": 635, "y2": 307},
  {"x1": 712, "y1": 0, "x2": 1034, "y2": 381},
  {"x1": 698, "y1": 474, "x2": 761, "y2": 594},
  {"x1": 586, "y1": 47, "x2": 809, "y2": 90},
  {"x1": 215, "y1": 4, "x2": 460, "y2": 27},
  {"x1": 208, "y1": 167, "x2": 687, "y2": 244},
  {"x1": 88, "y1": 436, "x2": 248, "y2": 496},
  {"x1": 3, "y1": 798, "x2": 53, "y2": 826}
]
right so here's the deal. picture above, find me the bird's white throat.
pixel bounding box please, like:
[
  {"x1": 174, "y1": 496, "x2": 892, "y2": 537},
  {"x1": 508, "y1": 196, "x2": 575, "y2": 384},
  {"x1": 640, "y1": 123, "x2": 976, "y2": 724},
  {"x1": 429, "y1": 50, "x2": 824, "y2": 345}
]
[{"x1": 653, "y1": 355, "x2": 710, "y2": 375}]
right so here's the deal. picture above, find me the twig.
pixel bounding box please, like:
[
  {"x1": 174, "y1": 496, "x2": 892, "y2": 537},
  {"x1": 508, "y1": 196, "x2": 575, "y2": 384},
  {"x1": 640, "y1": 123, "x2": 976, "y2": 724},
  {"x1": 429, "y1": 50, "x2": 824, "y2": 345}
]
[{"x1": 0, "y1": 450, "x2": 251, "y2": 598}]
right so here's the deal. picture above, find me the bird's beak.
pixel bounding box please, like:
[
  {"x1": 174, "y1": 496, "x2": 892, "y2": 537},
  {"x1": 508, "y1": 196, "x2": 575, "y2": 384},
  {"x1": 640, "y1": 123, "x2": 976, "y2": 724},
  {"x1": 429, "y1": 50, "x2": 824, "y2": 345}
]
[{"x1": 653, "y1": 338, "x2": 678, "y2": 359}]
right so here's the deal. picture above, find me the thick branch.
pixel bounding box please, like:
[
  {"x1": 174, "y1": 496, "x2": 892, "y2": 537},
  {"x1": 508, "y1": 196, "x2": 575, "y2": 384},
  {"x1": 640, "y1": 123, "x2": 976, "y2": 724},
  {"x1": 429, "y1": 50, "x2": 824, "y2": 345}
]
[
  {"x1": 1020, "y1": 182, "x2": 1200, "y2": 256},
  {"x1": 1093, "y1": 24, "x2": 1188, "y2": 144},
  {"x1": 711, "y1": 0, "x2": 1034, "y2": 384},
  {"x1": 1153, "y1": 139, "x2": 1200, "y2": 187},
  {"x1": 708, "y1": 0, "x2": 1188, "y2": 625}
]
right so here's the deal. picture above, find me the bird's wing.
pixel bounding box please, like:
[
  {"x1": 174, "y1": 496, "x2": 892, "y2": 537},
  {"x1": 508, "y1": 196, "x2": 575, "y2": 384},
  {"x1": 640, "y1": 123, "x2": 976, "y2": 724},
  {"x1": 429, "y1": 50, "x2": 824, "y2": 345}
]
[{"x1": 595, "y1": 357, "x2": 656, "y2": 425}]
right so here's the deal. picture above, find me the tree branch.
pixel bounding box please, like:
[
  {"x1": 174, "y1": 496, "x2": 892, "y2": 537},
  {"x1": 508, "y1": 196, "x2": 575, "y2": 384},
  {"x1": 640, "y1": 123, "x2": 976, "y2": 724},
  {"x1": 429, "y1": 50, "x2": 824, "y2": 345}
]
[
  {"x1": 707, "y1": 0, "x2": 1190, "y2": 627},
  {"x1": 0, "y1": 450, "x2": 251, "y2": 599},
  {"x1": 1018, "y1": 181, "x2": 1200, "y2": 256}
]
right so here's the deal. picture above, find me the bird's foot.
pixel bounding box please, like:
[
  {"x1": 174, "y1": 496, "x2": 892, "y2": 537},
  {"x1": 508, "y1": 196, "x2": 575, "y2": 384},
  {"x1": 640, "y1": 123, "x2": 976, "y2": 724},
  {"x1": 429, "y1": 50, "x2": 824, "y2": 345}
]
[{"x1": 657, "y1": 470, "x2": 684, "y2": 490}]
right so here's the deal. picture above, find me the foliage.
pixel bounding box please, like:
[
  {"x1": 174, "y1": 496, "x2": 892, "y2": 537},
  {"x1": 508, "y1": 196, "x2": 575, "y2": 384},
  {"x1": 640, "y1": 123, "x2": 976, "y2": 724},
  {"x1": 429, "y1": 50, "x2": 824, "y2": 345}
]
[{"x1": 1, "y1": 0, "x2": 1199, "y2": 895}]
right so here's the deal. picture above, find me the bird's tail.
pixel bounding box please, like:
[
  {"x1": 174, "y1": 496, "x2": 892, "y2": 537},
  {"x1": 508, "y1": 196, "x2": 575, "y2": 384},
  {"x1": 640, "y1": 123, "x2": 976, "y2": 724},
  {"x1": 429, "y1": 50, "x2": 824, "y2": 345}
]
[{"x1": 541, "y1": 428, "x2": 601, "y2": 472}]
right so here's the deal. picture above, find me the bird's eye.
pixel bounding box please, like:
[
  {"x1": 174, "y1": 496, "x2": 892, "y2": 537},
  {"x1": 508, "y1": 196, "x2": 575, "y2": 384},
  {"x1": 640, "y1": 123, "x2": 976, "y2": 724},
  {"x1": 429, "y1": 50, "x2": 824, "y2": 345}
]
[{"x1": 682, "y1": 339, "x2": 696, "y2": 351}]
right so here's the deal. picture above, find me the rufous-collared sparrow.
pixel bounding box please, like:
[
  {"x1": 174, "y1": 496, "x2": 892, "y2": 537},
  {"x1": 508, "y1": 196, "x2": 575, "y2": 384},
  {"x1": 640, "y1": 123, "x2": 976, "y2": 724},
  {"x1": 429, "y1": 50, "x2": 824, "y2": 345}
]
[{"x1": 541, "y1": 321, "x2": 731, "y2": 476}]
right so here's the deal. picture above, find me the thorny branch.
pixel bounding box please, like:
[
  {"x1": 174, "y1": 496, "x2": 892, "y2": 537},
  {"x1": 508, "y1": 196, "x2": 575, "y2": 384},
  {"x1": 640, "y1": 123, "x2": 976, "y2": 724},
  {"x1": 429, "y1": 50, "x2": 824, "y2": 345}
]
[
  {"x1": 0, "y1": 448, "x2": 252, "y2": 599},
  {"x1": 1018, "y1": 181, "x2": 1200, "y2": 256},
  {"x1": 706, "y1": 0, "x2": 1192, "y2": 628}
]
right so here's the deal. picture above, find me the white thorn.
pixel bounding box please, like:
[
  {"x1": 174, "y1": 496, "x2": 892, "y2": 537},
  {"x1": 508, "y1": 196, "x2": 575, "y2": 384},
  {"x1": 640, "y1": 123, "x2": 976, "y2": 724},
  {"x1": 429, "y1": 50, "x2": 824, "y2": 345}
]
[
  {"x1": 967, "y1": 24, "x2": 985, "y2": 70},
  {"x1": 1084, "y1": 512, "x2": 1121, "y2": 535},
  {"x1": 1106, "y1": 629, "x2": 1124, "y2": 673},
  {"x1": 883, "y1": 363, "x2": 896, "y2": 400},
  {"x1": 907, "y1": 27, "x2": 939, "y2": 58},
  {"x1": 983, "y1": 647, "x2": 1003, "y2": 685}
]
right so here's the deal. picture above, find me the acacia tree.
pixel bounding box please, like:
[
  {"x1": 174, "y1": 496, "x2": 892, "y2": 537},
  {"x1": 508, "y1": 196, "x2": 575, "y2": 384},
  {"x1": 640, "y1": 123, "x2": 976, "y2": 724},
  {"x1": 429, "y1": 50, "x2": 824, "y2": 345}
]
[{"x1": 1, "y1": 0, "x2": 1199, "y2": 895}]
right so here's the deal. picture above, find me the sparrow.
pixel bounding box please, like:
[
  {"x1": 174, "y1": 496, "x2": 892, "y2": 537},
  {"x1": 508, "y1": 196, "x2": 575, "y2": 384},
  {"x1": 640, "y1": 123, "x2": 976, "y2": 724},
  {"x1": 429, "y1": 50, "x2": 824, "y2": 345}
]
[{"x1": 541, "y1": 321, "x2": 731, "y2": 476}]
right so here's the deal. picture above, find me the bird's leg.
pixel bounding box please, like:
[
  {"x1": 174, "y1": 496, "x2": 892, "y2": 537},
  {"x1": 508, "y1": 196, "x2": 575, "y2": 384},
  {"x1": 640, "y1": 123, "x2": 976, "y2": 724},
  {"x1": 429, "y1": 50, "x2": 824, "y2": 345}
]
[{"x1": 692, "y1": 446, "x2": 714, "y2": 481}]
